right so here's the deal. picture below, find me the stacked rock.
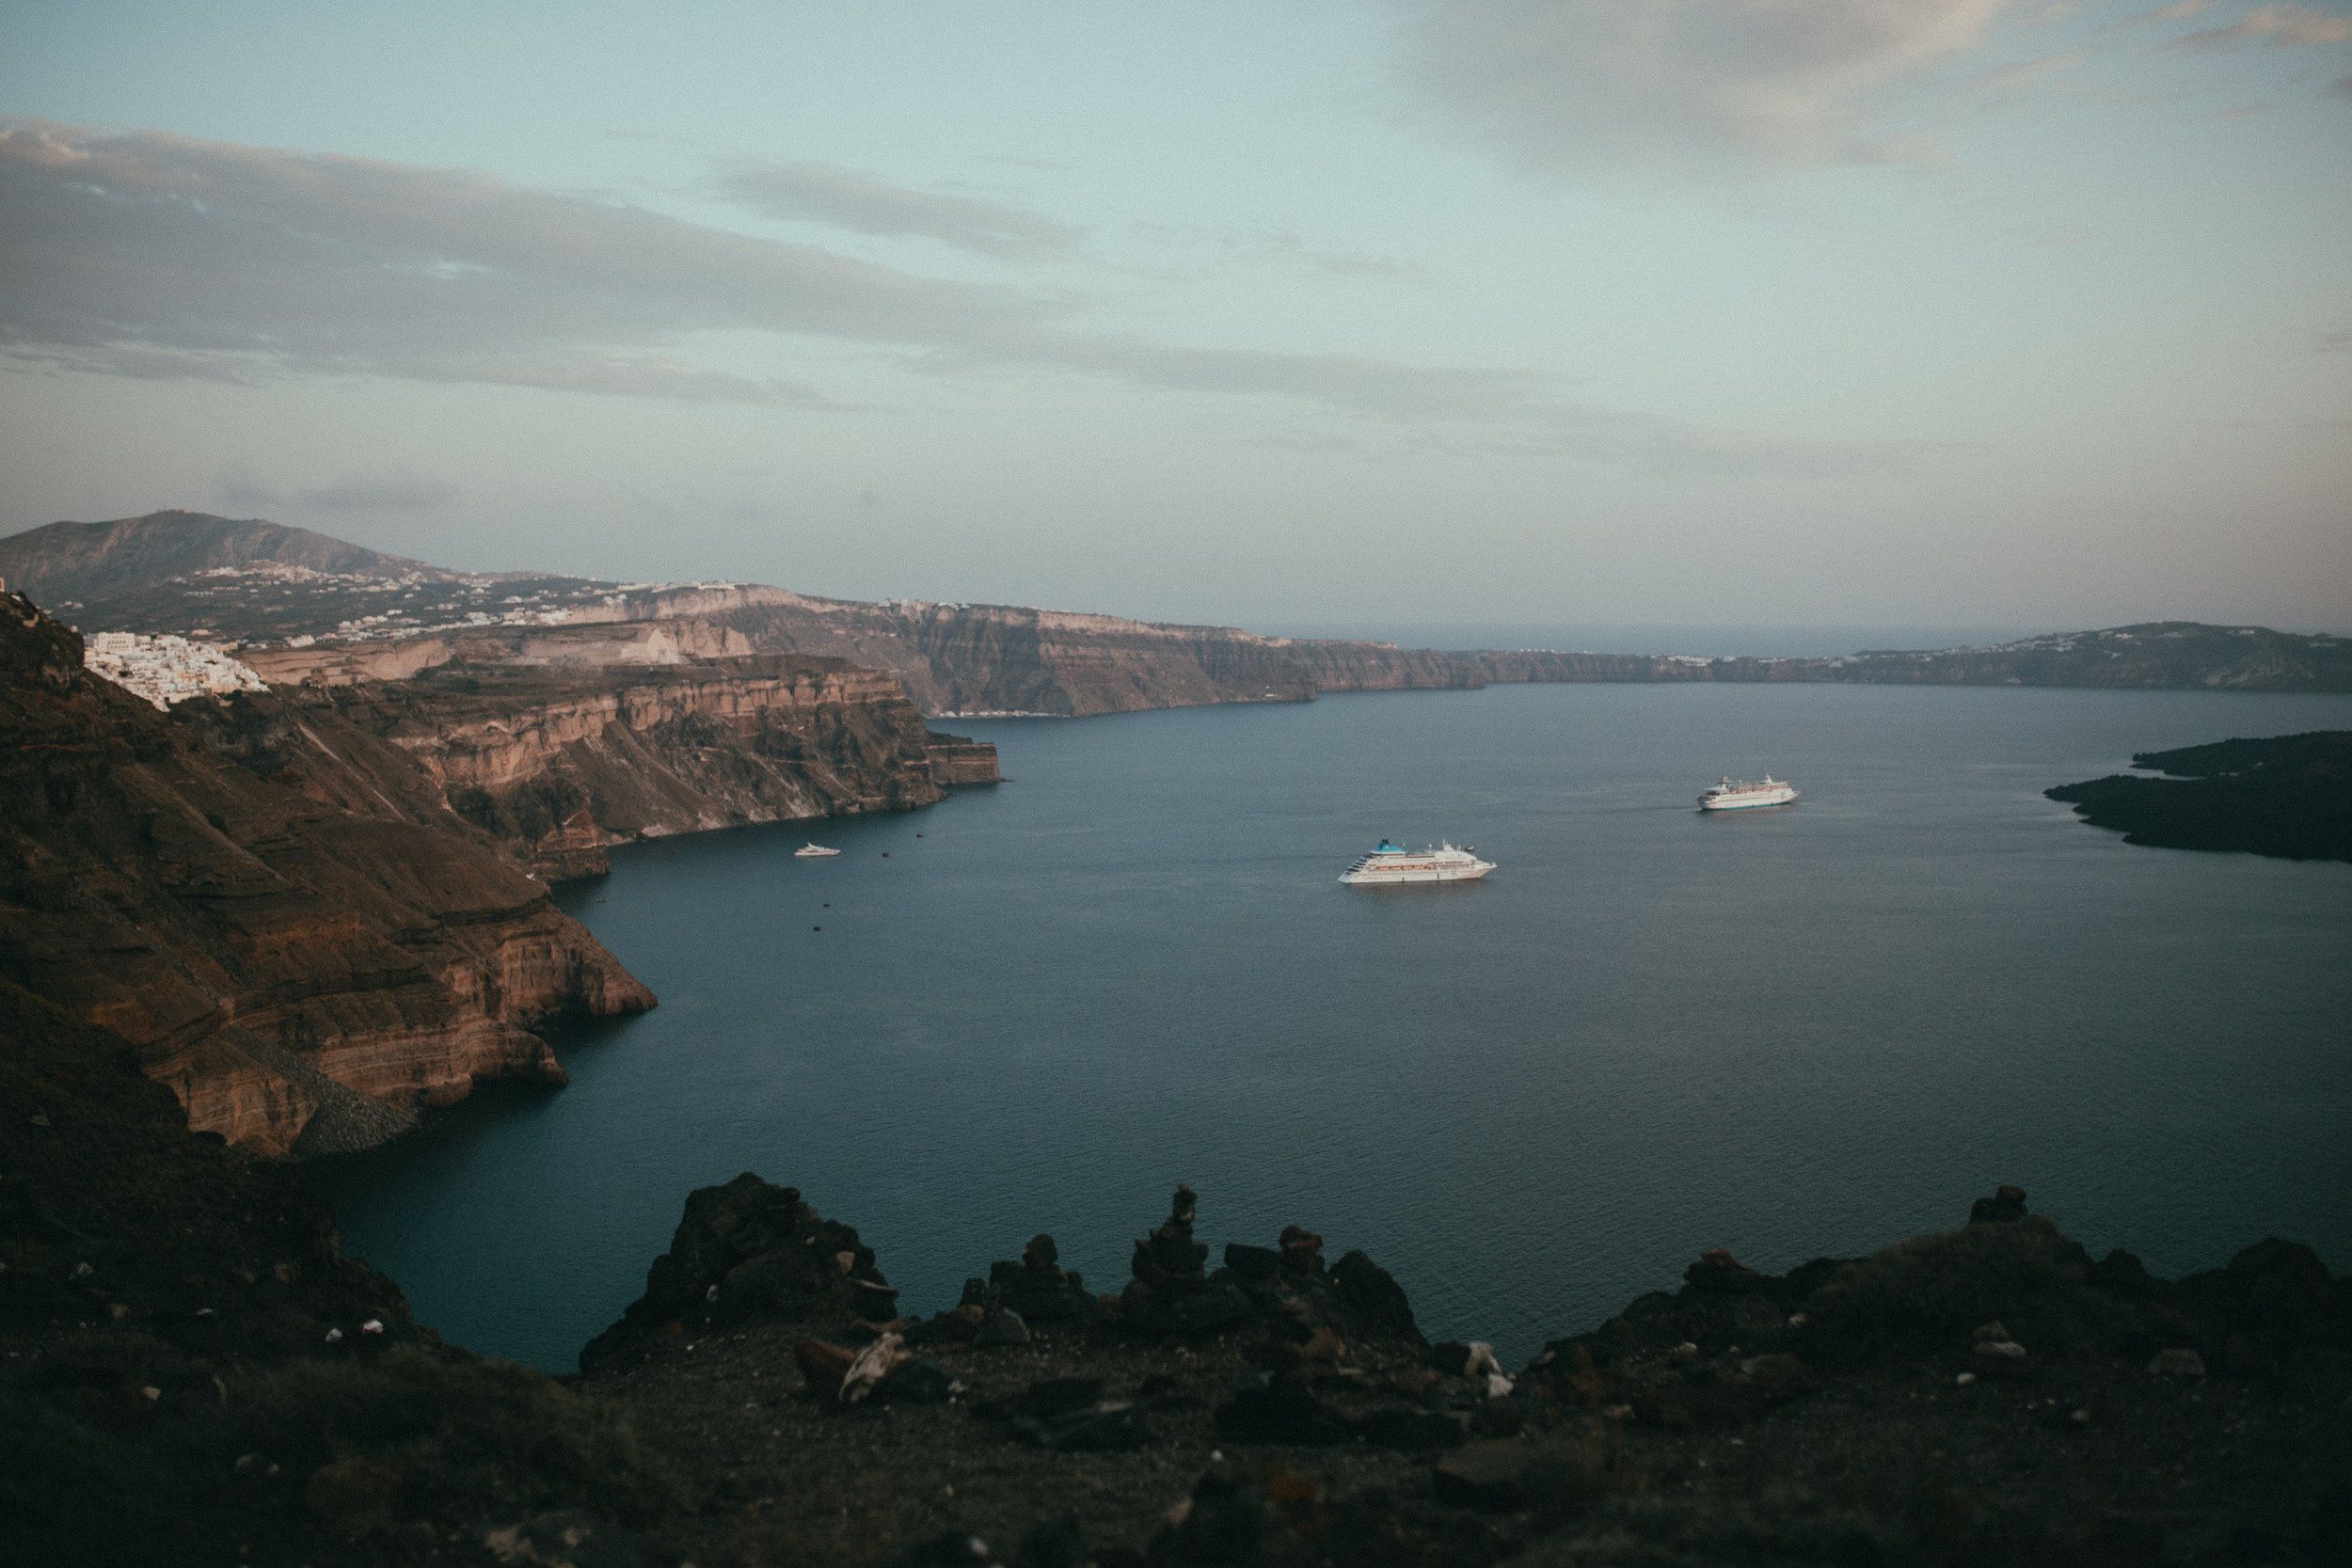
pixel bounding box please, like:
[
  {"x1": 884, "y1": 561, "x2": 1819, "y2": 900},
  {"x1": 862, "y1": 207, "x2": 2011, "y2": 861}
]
[
  {"x1": 990, "y1": 1232, "x2": 1103, "y2": 1330},
  {"x1": 1969, "y1": 1185, "x2": 2029, "y2": 1225},
  {"x1": 1120, "y1": 1184, "x2": 1249, "y2": 1337}
]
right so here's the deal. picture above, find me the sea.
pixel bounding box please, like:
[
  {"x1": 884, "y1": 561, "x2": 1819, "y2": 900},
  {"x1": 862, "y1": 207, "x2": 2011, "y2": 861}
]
[{"x1": 309, "y1": 680, "x2": 2352, "y2": 1373}]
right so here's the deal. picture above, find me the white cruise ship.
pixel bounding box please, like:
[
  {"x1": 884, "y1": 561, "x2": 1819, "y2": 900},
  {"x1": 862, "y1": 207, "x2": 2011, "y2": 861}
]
[
  {"x1": 1696, "y1": 776, "x2": 1798, "y2": 811},
  {"x1": 1339, "y1": 840, "x2": 1496, "y2": 885}
]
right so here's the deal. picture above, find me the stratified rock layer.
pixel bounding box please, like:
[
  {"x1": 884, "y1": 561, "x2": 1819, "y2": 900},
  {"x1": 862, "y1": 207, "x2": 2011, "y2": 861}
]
[
  {"x1": 220, "y1": 621, "x2": 1002, "y2": 878},
  {"x1": 0, "y1": 594, "x2": 654, "y2": 1153}
]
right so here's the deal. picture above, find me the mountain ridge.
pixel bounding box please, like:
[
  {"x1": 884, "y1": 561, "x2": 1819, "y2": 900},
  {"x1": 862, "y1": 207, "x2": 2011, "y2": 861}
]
[
  {"x1": 0, "y1": 509, "x2": 467, "y2": 606},
  {"x1": 7, "y1": 511, "x2": 2346, "y2": 704}
]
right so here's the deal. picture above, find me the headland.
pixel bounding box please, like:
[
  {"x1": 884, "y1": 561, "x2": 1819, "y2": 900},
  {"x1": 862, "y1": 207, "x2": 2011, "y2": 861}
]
[{"x1": 2047, "y1": 731, "x2": 2352, "y2": 863}]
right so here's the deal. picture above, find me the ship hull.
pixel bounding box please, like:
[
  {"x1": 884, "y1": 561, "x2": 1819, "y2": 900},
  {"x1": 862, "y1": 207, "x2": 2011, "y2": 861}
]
[
  {"x1": 1697, "y1": 789, "x2": 1797, "y2": 811},
  {"x1": 1339, "y1": 863, "x2": 1495, "y2": 885}
]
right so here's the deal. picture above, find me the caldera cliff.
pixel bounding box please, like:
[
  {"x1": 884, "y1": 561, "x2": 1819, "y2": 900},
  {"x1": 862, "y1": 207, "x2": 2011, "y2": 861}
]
[
  {"x1": 0, "y1": 594, "x2": 657, "y2": 1155},
  {"x1": 218, "y1": 618, "x2": 1000, "y2": 879}
]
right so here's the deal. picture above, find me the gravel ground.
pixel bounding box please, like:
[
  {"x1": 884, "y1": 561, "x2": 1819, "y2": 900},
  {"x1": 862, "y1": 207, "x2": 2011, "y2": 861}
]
[{"x1": 579, "y1": 1304, "x2": 2352, "y2": 1566}]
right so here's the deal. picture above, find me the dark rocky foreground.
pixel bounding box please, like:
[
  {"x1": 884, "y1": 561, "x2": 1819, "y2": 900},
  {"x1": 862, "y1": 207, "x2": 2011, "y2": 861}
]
[
  {"x1": 7, "y1": 996, "x2": 2349, "y2": 1568},
  {"x1": 2046, "y1": 732, "x2": 2352, "y2": 863}
]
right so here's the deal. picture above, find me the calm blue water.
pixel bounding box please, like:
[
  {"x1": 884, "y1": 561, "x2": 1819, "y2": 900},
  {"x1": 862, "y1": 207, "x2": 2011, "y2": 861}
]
[{"x1": 311, "y1": 684, "x2": 2352, "y2": 1372}]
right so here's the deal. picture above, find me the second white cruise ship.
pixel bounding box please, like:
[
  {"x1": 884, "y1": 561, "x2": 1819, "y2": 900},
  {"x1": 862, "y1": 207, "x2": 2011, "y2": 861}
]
[
  {"x1": 1696, "y1": 776, "x2": 1799, "y2": 811},
  {"x1": 1339, "y1": 840, "x2": 1496, "y2": 885}
]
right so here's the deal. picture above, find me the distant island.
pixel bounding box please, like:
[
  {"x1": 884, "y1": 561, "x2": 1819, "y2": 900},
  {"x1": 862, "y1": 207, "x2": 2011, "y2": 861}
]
[
  {"x1": 4, "y1": 511, "x2": 2348, "y2": 714},
  {"x1": 2048, "y1": 732, "x2": 2352, "y2": 863}
]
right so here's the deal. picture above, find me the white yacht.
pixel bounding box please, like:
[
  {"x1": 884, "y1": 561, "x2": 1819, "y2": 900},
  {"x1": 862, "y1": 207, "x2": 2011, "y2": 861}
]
[
  {"x1": 1696, "y1": 776, "x2": 1798, "y2": 811},
  {"x1": 793, "y1": 842, "x2": 841, "y2": 857},
  {"x1": 1339, "y1": 840, "x2": 1496, "y2": 885}
]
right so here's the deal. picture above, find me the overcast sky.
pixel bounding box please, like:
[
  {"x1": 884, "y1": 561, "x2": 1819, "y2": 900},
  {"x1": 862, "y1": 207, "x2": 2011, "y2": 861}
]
[{"x1": 3, "y1": 1, "x2": 2346, "y2": 634}]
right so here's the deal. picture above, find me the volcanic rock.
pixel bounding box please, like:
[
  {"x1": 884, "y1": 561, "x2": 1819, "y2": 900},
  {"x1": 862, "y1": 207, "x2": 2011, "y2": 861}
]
[
  {"x1": 979, "y1": 1232, "x2": 1105, "y2": 1331},
  {"x1": 1969, "y1": 1184, "x2": 2029, "y2": 1225},
  {"x1": 0, "y1": 593, "x2": 655, "y2": 1154},
  {"x1": 1213, "y1": 1374, "x2": 1355, "y2": 1447},
  {"x1": 579, "y1": 1174, "x2": 891, "y2": 1372}
]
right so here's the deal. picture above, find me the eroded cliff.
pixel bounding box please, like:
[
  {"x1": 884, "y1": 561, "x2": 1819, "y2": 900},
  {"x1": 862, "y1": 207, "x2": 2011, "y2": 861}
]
[
  {"x1": 0, "y1": 594, "x2": 655, "y2": 1154},
  {"x1": 219, "y1": 620, "x2": 1000, "y2": 878},
  {"x1": 663, "y1": 593, "x2": 1482, "y2": 715}
]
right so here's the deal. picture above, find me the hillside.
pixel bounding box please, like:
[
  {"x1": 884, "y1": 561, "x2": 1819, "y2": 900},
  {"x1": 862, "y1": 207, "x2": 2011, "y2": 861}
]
[
  {"x1": 1827, "y1": 623, "x2": 2352, "y2": 692},
  {"x1": 0, "y1": 590, "x2": 656, "y2": 1154},
  {"x1": 2047, "y1": 730, "x2": 2352, "y2": 862},
  {"x1": 0, "y1": 509, "x2": 462, "y2": 608}
]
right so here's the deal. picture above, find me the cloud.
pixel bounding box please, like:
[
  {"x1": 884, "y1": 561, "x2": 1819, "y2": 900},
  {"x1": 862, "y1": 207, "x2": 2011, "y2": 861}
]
[
  {"x1": 2166, "y1": 3, "x2": 2352, "y2": 48},
  {"x1": 1132, "y1": 223, "x2": 1427, "y2": 281},
  {"x1": 1391, "y1": 0, "x2": 2020, "y2": 175},
  {"x1": 300, "y1": 467, "x2": 460, "y2": 512},
  {"x1": 717, "y1": 159, "x2": 1083, "y2": 259},
  {"x1": 1229, "y1": 230, "x2": 1427, "y2": 279},
  {"x1": 0, "y1": 119, "x2": 1876, "y2": 476},
  {"x1": 1975, "y1": 46, "x2": 2093, "y2": 91},
  {"x1": 2127, "y1": 1, "x2": 2213, "y2": 23},
  {"x1": 0, "y1": 119, "x2": 1047, "y2": 399},
  {"x1": 212, "y1": 464, "x2": 460, "y2": 514},
  {"x1": 212, "y1": 467, "x2": 283, "y2": 515}
]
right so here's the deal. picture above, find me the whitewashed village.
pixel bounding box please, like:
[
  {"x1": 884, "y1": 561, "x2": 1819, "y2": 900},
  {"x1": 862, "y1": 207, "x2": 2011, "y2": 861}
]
[{"x1": 80, "y1": 630, "x2": 270, "y2": 711}]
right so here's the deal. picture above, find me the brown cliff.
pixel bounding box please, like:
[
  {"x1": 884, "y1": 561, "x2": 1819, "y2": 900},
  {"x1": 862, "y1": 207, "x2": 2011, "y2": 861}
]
[
  {"x1": 643, "y1": 592, "x2": 1481, "y2": 716},
  {"x1": 0, "y1": 594, "x2": 654, "y2": 1154},
  {"x1": 215, "y1": 620, "x2": 1000, "y2": 879}
]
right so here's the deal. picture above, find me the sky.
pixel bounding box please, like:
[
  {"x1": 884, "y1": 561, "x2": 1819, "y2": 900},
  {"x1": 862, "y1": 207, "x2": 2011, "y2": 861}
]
[{"x1": 2, "y1": 1, "x2": 2347, "y2": 636}]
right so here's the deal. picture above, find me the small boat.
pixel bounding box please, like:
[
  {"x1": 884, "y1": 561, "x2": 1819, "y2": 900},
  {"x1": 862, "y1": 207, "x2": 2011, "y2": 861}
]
[
  {"x1": 1697, "y1": 776, "x2": 1798, "y2": 811},
  {"x1": 793, "y1": 842, "x2": 841, "y2": 857},
  {"x1": 1339, "y1": 839, "x2": 1496, "y2": 885}
]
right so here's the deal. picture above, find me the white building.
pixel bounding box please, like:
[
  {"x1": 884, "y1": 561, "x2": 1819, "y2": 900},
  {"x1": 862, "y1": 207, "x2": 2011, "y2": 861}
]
[{"x1": 83, "y1": 633, "x2": 271, "y2": 711}]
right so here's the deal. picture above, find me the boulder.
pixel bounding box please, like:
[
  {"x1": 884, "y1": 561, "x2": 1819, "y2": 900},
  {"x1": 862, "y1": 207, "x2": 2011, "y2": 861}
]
[
  {"x1": 1358, "y1": 1406, "x2": 1468, "y2": 1450},
  {"x1": 1433, "y1": 1439, "x2": 1540, "y2": 1512},
  {"x1": 580, "y1": 1175, "x2": 890, "y2": 1372},
  {"x1": 975, "y1": 1307, "x2": 1032, "y2": 1347},
  {"x1": 1969, "y1": 1185, "x2": 2029, "y2": 1225},
  {"x1": 1213, "y1": 1375, "x2": 1354, "y2": 1446},
  {"x1": 482, "y1": 1512, "x2": 650, "y2": 1568},
  {"x1": 980, "y1": 1231, "x2": 1104, "y2": 1329},
  {"x1": 1012, "y1": 1402, "x2": 1152, "y2": 1452}
]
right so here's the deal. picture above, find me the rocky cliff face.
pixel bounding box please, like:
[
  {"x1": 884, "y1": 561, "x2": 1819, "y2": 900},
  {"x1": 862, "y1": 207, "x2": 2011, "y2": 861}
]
[
  {"x1": 217, "y1": 622, "x2": 1000, "y2": 879},
  {"x1": 0, "y1": 594, "x2": 654, "y2": 1155},
  {"x1": 1466, "y1": 626, "x2": 2352, "y2": 692},
  {"x1": 658, "y1": 594, "x2": 1481, "y2": 716}
]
